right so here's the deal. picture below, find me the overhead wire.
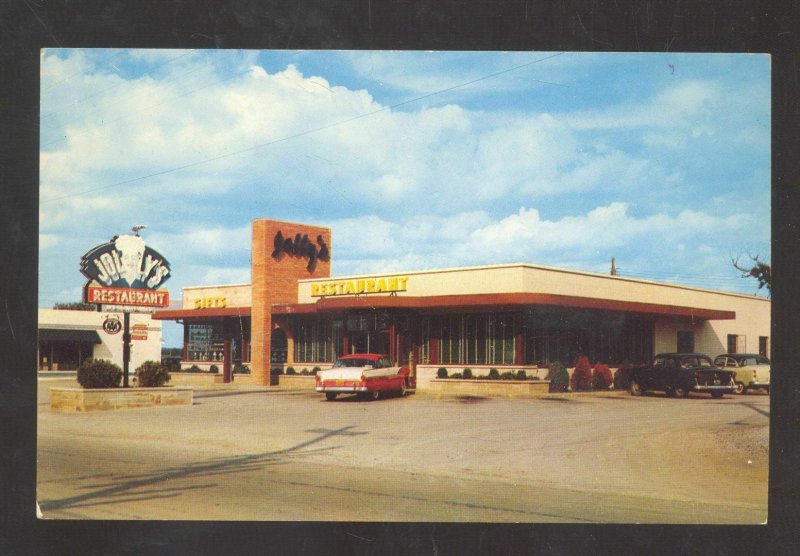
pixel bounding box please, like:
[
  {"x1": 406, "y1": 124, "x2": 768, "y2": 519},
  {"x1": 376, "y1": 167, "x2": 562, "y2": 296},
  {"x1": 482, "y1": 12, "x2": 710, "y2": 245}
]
[
  {"x1": 40, "y1": 49, "x2": 198, "y2": 126},
  {"x1": 40, "y1": 52, "x2": 567, "y2": 204}
]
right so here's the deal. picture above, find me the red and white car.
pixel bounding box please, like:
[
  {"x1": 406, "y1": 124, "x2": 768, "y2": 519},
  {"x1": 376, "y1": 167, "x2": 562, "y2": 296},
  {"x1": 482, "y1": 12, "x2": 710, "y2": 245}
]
[{"x1": 315, "y1": 354, "x2": 414, "y2": 401}]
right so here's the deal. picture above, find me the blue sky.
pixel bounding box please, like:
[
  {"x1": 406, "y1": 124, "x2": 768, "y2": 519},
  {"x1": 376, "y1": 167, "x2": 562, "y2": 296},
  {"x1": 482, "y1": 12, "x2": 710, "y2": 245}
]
[{"x1": 39, "y1": 50, "x2": 771, "y2": 347}]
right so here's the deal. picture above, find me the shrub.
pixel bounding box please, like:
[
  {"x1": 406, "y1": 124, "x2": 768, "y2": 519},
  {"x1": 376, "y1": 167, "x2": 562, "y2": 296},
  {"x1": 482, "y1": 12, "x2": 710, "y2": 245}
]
[
  {"x1": 271, "y1": 367, "x2": 284, "y2": 375},
  {"x1": 233, "y1": 364, "x2": 250, "y2": 374},
  {"x1": 515, "y1": 369, "x2": 527, "y2": 381},
  {"x1": 462, "y1": 368, "x2": 473, "y2": 379},
  {"x1": 570, "y1": 356, "x2": 593, "y2": 391},
  {"x1": 311, "y1": 367, "x2": 321, "y2": 375},
  {"x1": 487, "y1": 368, "x2": 500, "y2": 380},
  {"x1": 135, "y1": 360, "x2": 171, "y2": 387},
  {"x1": 450, "y1": 372, "x2": 463, "y2": 379},
  {"x1": 592, "y1": 362, "x2": 613, "y2": 390},
  {"x1": 500, "y1": 371, "x2": 516, "y2": 380},
  {"x1": 77, "y1": 358, "x2": 122, "y2": 389},
  {"x1": 286, "y1": 366, "x2": 297, "y2": 375},
  {"x1": 437, "y1": 367, "x2": 448, "y2": 379},
  {"x1": 184, "y1": 365, "x2": 202, "y2": 373},
  {"x1": 547, "y1": 361, "x2": 569, "y2": 393},
  {"x1": 301, "y1": 368, "x2": 310, "y2": 375},
  {"x1": 613, "y1": 362, "x2": 636, "y2": 390},
  {"x1": 209, "y1": 365, "x2": 219, "y2": 374}
]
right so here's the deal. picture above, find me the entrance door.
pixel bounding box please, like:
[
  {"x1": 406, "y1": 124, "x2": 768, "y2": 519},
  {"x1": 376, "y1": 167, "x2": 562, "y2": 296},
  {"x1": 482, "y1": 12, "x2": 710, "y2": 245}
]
[{"x1": 270, "y1": 328, "x2": 288, "y2": 364}]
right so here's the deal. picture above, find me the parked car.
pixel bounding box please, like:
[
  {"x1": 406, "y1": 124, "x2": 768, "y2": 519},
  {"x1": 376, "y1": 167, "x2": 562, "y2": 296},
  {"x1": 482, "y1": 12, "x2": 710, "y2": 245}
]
[
  {"x1": 713, "y1": 353, "x2": 770, "y2": 394},
  {"x1": 628, "y1": 353, "x2": 736, "y2": 399},
  {"x1": 315, "y1": 354, "x2": 414, "y2": 401}
]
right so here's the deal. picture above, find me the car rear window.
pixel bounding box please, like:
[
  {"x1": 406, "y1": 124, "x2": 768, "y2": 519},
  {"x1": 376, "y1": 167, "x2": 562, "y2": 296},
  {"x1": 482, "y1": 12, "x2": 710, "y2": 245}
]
[{"x1": 681, "y1": 356, "x2": 713, "y2": 367}]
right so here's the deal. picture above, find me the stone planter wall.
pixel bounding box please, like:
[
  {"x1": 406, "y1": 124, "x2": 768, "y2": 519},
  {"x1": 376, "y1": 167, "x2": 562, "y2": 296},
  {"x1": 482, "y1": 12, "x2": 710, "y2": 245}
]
[
  {"x1": 51, "y1": 386, "x2": 193, "y2": 412},
  {"x1": 169, "y1": 372, "x2": 219, "y2": 385},
  {"x1": 428, "y1": 379, "x2": 551, "y2": 398},
  {"x1": 277, "y1": 375, "x2": 317, "y2": 389}
]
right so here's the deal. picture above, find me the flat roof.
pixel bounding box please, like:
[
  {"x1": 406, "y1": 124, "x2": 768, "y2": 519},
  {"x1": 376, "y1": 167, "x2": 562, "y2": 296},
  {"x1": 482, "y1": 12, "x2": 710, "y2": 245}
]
[{"x1": 298, "y1": 262, "x2": 770, "y2": 303}]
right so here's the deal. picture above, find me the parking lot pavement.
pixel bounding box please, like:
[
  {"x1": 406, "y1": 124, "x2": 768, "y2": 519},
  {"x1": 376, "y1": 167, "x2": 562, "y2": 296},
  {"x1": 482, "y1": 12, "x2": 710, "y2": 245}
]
[{"x1": 37, "y1": 380, "x2": 769, "y2": 522}]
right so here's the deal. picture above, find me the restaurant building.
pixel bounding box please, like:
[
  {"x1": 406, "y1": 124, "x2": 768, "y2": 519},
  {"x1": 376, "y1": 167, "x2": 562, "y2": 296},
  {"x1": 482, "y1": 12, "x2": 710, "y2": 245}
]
[
  {"x1": 38, "y1": 308, "x2": 162, "y2": 372},
  {"x1": 153, "y1": 219, "x2": 771, "y2": 388}
]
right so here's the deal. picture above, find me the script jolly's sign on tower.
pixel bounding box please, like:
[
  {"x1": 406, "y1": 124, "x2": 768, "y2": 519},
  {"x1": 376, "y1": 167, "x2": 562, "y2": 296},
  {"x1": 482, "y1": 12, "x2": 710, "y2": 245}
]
[{"x1": 80, "y1": 226, "x2": 171, "y2": 387}]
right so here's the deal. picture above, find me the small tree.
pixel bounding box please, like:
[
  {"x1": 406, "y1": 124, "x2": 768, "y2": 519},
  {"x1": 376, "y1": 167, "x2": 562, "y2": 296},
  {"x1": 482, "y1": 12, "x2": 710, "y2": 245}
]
[
  {"x1": 515, "y1": 369, "x2": 527, "y2": 381},
  {"x1": 77, "y1": 359, "x2": 122, "y2": 389},
  {"x1": 487, "y1": 368, "x2": 500, "y2": 380},
  {"x1": 592, "y1": 362, "x2": 612, "y2": 390},
  {"x1": 547, "y1": 361, "x2": 569, "y2": 393},
  {"x1": 570, "y1": 356, "x2": 593, "y2": 391},
  {"x1": 53, "y1": 301, "x2": 96, "y2": 311},
  {"x1": 437, "y1": 367, "x2": 448, "y2": 379},
  {"x1": 135, "y1": 360, "x2": 171, "y2": 387},
  {"x1": 462, "y1": 368, "x2": 473, "y2": 379},
  {"x1": 732, "y1": 254, "x2": 771, "y2": 296}
]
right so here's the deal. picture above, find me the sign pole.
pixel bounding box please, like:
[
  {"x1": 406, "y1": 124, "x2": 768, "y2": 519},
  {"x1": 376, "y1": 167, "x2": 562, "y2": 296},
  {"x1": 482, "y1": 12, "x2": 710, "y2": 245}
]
[{"x1": 123, "y1": 311, "x2": 131, "y2": 387}]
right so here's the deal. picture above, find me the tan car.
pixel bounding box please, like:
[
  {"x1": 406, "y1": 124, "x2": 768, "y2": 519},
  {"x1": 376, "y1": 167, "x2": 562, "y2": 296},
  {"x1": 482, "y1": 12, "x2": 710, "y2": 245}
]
[{"x1": 713, "y1": 354, "x2": 770, "y2": 394}]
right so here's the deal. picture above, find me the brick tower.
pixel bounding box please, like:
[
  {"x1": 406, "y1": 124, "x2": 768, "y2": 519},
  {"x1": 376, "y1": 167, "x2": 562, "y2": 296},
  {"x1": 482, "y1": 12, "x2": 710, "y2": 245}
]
[{"x1": 251, "y1": 219, "x2": 331, "y2": 385}]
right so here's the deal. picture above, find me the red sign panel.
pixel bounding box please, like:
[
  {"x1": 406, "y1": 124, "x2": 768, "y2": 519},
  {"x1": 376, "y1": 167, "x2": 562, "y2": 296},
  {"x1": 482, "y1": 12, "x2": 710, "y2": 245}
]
[
  {"x1": 86, "y1": 285, "x2": 170, "y2": 308},
  {"x1": 132, "y1": 324, "x2": 148, "y2": 341}
]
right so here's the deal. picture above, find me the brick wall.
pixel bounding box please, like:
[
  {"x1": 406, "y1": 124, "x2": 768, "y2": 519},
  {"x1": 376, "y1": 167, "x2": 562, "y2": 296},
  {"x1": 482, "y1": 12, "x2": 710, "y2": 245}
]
[{"x1": 251, "y1": 219, "x2": 331, "y2": 384}]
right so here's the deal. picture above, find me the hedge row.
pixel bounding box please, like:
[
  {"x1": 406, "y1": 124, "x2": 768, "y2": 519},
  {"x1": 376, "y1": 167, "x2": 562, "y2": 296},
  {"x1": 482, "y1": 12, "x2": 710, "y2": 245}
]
[
  {"x1": 436, "y1": 359, "x2": 637, "y2": 393},
  {"x1": 281, "y1": 366, "x2": 321, "y2": 376},
  {"x1": 77, "y1": 359, "x2": 171, "y2": 389},
  {"x1": 435, "y1": 367, "x2": 546, "y2": 381}
]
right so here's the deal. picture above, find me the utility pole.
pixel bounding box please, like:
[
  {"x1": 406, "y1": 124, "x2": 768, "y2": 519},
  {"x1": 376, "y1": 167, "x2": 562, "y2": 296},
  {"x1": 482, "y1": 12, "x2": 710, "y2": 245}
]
[{"x1": 610, "y1": 257, "x2": 618, "y2": 276}]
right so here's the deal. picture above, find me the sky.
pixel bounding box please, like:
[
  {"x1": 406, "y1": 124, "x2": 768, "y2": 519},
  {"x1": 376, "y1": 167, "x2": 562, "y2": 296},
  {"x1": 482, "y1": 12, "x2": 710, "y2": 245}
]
[{"x1": 39, "y1": 49, "x2": 771, "y2": 348}]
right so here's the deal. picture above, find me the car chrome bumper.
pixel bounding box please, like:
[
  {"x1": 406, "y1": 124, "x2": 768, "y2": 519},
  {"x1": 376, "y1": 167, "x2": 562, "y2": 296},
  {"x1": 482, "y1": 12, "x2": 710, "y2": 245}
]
[
  {"x1": 748, "y1": 380, "x2": 769, "y2": 387},
  {"x1": 691, "y1": 384, "x2": 736, "y2": 392},
  {"x1": 316, "y1": 386, "x2": 368, "y2": 393}
]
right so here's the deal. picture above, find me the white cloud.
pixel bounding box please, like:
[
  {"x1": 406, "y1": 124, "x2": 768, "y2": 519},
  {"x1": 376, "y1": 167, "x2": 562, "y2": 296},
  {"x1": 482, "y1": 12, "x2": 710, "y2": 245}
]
[
  {"x1": 565, "y1": 80, "x2": 720, "y2": 132},
  {"x1": 39, "y1": 234, "x2": 61, "y2": 250},
  {"x1": 37, "y1": 51, "x2": 770, "y2": 304},
  {"x1": 198, "y1": 267, "x2": 251, "y2": 285},
  {"x1": 324, "y1": 203, "x2": 758, "y2": 279},
  {"x1": 151, "y1": 226, "x2": 251, "y2": 258}
]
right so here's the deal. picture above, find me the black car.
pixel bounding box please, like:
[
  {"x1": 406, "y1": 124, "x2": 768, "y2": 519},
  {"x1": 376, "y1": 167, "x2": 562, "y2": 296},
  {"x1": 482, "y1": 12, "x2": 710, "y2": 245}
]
[{"x1": 628, "y1": 353, "x2": 736, "y2": 399}]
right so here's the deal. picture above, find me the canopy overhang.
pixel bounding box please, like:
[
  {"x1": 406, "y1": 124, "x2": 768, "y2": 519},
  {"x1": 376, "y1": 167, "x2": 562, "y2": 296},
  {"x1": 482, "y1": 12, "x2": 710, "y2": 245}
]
[
  {"x1": 271, "y1": 293, "x2": 736, "y2": 320},
  {"x1": 38, "y1": 328, "x2": 102, "y2": 343},
  {"x1": 153, "y1": 307, "x2": 252, "y2": 320}
]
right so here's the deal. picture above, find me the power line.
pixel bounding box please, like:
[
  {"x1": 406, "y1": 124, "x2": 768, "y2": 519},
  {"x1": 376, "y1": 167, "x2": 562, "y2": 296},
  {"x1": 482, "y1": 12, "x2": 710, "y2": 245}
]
[
  {"x1": 40, "y1": 64, "x2": 254, "y2": 149},
  {"x1": 40, "y1": 49, "x2": 198, "y2": 126},
  {"x1": 41, "y1": 49, "x2": 128, "y2": 93},
  {"x1": 41, "y1": 52, "x2": 566, "y2": 204}
]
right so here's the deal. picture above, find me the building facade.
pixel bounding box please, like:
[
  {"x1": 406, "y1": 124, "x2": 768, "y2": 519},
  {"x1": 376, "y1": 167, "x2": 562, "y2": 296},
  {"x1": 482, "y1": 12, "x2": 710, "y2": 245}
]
[
  {"x1": 154, "y1": 219, "x2": 771, "y2": 387},
  {"x1": 38, "y1": 308, "x2": 162, "y2": 372}
]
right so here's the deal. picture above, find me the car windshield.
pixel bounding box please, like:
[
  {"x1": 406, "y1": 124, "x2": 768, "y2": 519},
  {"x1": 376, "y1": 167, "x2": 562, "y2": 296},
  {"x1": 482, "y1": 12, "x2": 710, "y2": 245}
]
[{"x1": 333, "y1": 358, "x2": 375, "y2": 368}]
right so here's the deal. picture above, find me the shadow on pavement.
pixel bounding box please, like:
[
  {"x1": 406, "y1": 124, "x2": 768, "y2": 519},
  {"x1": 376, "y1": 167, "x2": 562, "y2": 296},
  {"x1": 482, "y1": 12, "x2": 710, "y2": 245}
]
[{"x1": 38, "y1": 425, "x2": 367, "y2": 514}]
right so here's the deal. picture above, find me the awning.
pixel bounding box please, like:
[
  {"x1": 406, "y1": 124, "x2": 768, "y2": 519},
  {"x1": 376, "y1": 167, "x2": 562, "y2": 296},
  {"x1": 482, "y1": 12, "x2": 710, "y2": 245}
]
[
  {"x1": 39, "y1": 328, "x2": 102, "y2": 343},
  {"x1": 152, "y1": 307, "x2": 252, "y2": 320},
  {"x1": 272, "y1": 293, "x2": 736, "y2": 320}
]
